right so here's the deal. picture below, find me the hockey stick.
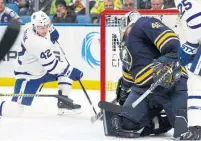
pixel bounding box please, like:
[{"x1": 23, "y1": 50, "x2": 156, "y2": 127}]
[
  {"x1": 78, "y1": 80, "x2": 97, "y2": 115},
  {"x1": 0, "y1": 20, "x2": 20, "y2": 61},
  {"x1": 0, "y1": 93, "x2": 73, "y2": 103},
  {"x1": 56, "y1": 41, "x2": 97, "y2": 115},
  {"x1": 91, "y1": 98, "x2": 116, "y2": 124},
  {"x1": 98, "y1": 62, "x2": 180, "y2": 113}
]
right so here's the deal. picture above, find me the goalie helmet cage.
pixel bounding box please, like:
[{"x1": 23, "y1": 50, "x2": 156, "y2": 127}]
[{"x1": 100, "y1": 9, "x2": 183, "y2": 101}]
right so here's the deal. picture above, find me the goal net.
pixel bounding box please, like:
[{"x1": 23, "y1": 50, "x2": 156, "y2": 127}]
[{"x1": 100, "y1": 9, "x2": 187, "y2": 102}]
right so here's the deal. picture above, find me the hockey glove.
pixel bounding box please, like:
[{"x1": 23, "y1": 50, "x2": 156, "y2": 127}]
[
  {"x1": 49, "y1": 24, "x2": 59, "y2": 43},
  {"x1": 68, "y1": 68, "x2": 83, "y2": 81},
  {"x1": 157, "y1": 53, "x2": 178, "y2": 65},
  {"x1": 152, "y1": 61, "x2": 181, "y2": 89},
  {"x1": 116, "y1": 77, "x2": 132, "y2": 105},
  {"x1": 178, "y1": 43, "x2": 198, "y2": 66}
]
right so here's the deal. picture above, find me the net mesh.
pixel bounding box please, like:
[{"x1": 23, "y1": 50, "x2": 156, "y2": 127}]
[{"x1": 100, "y1": 10, "x2": 185, "y2": 101}]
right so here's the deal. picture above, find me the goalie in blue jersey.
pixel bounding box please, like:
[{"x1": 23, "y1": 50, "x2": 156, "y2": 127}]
[
  {"x1": 0, "y1": 11, "x2": 83, "y2": 117},
  {"x1": 103, "y1": 11, "x2": 188, "y2": 139}
]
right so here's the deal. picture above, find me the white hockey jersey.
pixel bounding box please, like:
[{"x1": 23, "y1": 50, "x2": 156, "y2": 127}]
[
  {"x1": 14, "y1": 24, "x2": 69, "y2": 79},
  {"x1": 174, "y1": 0, "x2": 201, "y2": 44}
]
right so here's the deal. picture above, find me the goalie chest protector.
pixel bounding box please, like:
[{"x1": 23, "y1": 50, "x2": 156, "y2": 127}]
[{"x1": 123, "y1": 17, "x2": 180, "y2": 79}]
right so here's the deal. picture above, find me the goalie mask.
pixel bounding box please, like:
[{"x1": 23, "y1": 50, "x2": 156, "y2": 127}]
[{"x1": 119, "y1": 11, "x2": 141, "y2": 41}]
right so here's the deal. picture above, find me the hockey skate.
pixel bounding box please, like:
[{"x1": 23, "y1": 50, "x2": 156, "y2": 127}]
[
  {"x1": 57, "y1": 90, "x2": 82, "y2": 115},
  {"x1": 179, "y1": 126, "x2": 201, "y2": 140}
]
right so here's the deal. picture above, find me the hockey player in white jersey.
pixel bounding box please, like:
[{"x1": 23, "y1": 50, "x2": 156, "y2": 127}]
[
  {"x1": 175, "y1": 0, "x2": 201, "y2": 140},
  {"x1": 0, "y1": 11, "x2": 83, "y2": 117}
]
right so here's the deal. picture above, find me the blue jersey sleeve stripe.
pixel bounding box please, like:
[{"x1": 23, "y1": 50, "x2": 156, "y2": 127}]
[
  {"x1": 188, "y1": 96, "x2": 201, "y2": 99},
  {"x1": 58, "y1": 82, "x2": 72, "y2": 85},
  {"x1": 189, "y1": 24, "x2": 201, "y2": 29},
  {"x1": 14, "y1": 71, "x2": 31, "y2": 75},
  {"x1": 18, "y1": 57, "x2": 22, "y2": 65},
  {"x1": 186, "y1": 41, "x2": 199, "y2": 48},
  {"x1": 18, "y1": 43, "x2": 26, "y2": 56},
  {"x1": 42, "y1": 59, "x2": 55, "y2": 67},
  {"x1": 186, "y1": 12, "x2": 201, "y2": 23},
  {"x1": 47, "y1": 59, "x2": 58, "y2": 73},
  {"x1": 189, "y1": 48, "x2": 201, "y2": 73},
  {"x1": 188, "y1": 106, "x2": 201, "y2": 110}
]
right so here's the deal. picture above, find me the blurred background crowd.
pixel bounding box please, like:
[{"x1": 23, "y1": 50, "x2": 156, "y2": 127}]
[{"x1": 0, "y1": 0, "x2": 176, "y2": 24}]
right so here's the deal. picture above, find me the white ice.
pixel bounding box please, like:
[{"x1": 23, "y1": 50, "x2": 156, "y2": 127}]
[{"x1": 0, "y1": 87, "x2": 173, "y2": 141}]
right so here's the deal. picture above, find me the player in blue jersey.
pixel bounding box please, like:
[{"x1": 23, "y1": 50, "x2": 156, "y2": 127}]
[
  {"x1": 175, "y1": 0, "x2": 201, "y2": 139},
  {"x1": 0, "y1": 11, "x2": 83, "y2": 117},
  {"x1": 102, "y1": 11, "x2": 188, "y2": 139}
]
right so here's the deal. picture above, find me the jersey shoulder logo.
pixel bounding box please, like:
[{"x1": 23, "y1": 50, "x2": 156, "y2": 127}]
[{"x1": 152, "y1": 22, "x2": 163, "y2": 28}]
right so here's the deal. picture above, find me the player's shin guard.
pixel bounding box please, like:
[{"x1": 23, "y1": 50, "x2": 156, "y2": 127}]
[
  {"x1": 103, "y1": 110, "x2": 141, "y2": 138},
  {"x1": 173, "y1": 109, "x2": 188, "y2": 138}
]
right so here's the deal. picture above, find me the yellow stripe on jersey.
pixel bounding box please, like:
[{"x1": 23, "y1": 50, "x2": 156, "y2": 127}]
[
  {"x1": 122, "y1": 71, "x2": 135, "y2": 83},
  {"x1": 154, "y1": 30, "x2": 172, "y2": 45},
  {"x1": 154, "y1": 30, "x2": 179, "y2": 50},
  {"x1": 134, "y1": 63, "x2": 155, "y2": 86},
  {"x1": 181, "y1": 66, "x2": 188, "y2": 77},
  {"x1": 159, "y1": 37, "x2": 179, "y2": 50},
  {"x1": 135, "y1": 68, "x2": 153, "y2": 84}
]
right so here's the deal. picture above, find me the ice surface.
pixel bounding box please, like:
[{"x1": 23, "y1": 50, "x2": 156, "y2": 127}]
[{"x1": 0, "y1": 87, "x2": 173, "y2": 141}]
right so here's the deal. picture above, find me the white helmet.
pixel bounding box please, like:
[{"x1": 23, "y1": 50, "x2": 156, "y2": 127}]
[
  {"x1": 31, "y1": 11, "x2": 50, "y2": 27},
  {"x1": 119, "y1": 11, "x2": 141, "y2": 41}
]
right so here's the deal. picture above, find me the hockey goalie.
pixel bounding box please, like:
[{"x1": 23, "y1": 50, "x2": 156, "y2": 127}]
[{"x1": 102, "y1": 11, "x2": 189, "y2": 139}]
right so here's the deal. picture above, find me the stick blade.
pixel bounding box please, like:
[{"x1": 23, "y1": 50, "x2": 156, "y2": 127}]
[
  {"x1": 0, "y1": 20, "x2": 21, "y2": 61},
  {"x1": 98, "y1": 101, "x2": 133, "y2": 113}
]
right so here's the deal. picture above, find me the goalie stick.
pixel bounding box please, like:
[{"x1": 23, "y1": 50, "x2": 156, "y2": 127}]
[
  {"x1": 98, "y1": 62, "x2": 180, "y2": 113},
  {"x1": 0, "y1": 20, "x2": 20, "y2": 61},
  {"x1": 91, "y1": 98, "x2": 116, "y2": 124}
]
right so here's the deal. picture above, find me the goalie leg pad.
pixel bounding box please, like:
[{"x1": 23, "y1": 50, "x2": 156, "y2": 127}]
[
  {"x1": 122, "y1": 89, "x2": 150, "y2": 122},
  {"x1": 174, "y1": 109, "x2": 188, "y2": 138},
  {"x1": 103, "y1": 110, "x2": 141, "y2": 138}
]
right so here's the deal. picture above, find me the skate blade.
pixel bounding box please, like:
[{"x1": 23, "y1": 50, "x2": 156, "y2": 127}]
[{"x1": 57, "y1": 108, "x2": 82, "y2": 116}]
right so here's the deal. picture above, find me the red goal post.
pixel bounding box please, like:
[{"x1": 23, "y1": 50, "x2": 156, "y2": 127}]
[{"x1": 100, "y1": 9, "x2": 184, "y2": 101}]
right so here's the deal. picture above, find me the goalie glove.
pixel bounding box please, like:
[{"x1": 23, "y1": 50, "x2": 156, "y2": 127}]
[
  {"x1": 116, "y1": 77, "x2": 132, "y2": 105},
  {"x1": 152, "y1": 58, "x2": 181, "y2": 89}
]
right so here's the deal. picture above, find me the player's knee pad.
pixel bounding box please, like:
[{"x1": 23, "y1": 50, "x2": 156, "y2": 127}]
[
  {"x1": 0, "y1": 101, "x2": 24, "y2": 117},
  {"x1": 187, "y1": 71, "x2": 201, "y2": 91}
]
